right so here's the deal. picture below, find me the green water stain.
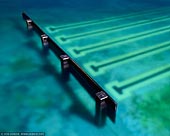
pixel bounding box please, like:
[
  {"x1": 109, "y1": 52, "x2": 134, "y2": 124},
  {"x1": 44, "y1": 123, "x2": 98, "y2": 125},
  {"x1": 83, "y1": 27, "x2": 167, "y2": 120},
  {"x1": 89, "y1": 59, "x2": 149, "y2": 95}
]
[
  {"x1": 11, "y1": 56, "x2": 38, "y2": 72},
  {"x1": 28, "y1": 98, "x2": 54, "y2": 108},
  {"x1": 154, "y1": 54, "x2": 167, "y2": 61},
  {"x1": 128, "y1": 85, "x2": 170, "y2": 134},
  {"x1": 35, "y1": 114, "x2": 47, "y2": 124}
]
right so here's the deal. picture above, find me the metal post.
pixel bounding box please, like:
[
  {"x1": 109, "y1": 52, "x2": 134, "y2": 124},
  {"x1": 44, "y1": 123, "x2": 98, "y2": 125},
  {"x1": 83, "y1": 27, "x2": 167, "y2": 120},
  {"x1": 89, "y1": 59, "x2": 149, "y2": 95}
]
[
  {"x1": 26, "y1": 19, "x2": 33, "y2": 30},
  {"x1": 41, "y1": 34, "x2": 49, "y2": 49},
  {"x1": 60, "y1": 55, "x2": 70, "y2": 80},
  {"x1": 95, "y1": 91, "x2": 108, "y2": 126}
]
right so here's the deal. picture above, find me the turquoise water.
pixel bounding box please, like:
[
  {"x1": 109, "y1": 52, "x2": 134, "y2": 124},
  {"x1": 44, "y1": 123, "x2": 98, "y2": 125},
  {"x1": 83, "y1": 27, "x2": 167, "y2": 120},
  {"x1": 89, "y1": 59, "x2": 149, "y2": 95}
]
[{"x1": 1, "y1": 1, "x2": 170, "y2": 136}]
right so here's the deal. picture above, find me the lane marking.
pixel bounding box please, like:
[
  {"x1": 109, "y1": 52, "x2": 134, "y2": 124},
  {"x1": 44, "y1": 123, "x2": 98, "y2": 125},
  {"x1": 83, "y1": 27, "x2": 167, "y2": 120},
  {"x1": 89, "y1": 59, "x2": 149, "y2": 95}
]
[
  {"x1": 59, "y1": 15, "x2": 170, "y2": 42},
  {"x1": 46, "y1": 7, "x2": 170, "y2": 32},
  {"x1": 69, "y1": 25, "x2": 170, "y2": 57},
  {"x1": 84, "y1": 41, "x2": 170, "y2": 76},
  {"x1": 105, "y1": 65, "x2": 170, "y2": 101}
]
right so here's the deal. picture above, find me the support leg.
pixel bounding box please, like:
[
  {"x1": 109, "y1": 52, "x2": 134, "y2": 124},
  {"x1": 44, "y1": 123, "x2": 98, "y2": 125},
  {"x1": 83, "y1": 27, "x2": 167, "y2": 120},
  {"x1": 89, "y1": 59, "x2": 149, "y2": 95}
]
[
  {"x1": 26, "y1": 19, "x2": 33, "y2": 30},
  {"x1": 95, "y1": 91, "x2": 108, "y2": 127},
  {"x1": 41, "y1": 34, "x2": 49, "y2": 54},
  {"x1": 41, "y1": 34, "x2": 49, "y2": 48},
  {"x1": 60, "y1": 55, "x2": 70, "y2": 80}
]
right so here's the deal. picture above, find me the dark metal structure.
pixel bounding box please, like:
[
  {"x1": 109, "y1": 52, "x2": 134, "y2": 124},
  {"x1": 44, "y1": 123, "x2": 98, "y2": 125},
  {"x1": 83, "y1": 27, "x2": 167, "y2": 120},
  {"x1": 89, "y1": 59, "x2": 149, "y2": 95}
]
[{"x1": 22, "y1": 12, "x2": 117, "y2": 126}]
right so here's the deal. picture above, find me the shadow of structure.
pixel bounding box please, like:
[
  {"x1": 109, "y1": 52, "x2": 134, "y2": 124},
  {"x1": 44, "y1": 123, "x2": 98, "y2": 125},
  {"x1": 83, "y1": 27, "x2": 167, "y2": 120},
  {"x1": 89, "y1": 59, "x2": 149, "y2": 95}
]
[
  {"x1": 26, "y1": 39, "x2": 95, "y2": 125},
  {"x1": 13, "y1": 18, "x2": 96, "y2": 126}
]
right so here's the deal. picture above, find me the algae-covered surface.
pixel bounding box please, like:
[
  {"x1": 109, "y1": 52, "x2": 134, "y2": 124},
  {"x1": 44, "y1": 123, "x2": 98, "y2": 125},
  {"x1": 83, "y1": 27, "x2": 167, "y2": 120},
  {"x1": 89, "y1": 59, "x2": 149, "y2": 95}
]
[{"x1": 122, "y1": 81, "x2": 170, "y2": 136}]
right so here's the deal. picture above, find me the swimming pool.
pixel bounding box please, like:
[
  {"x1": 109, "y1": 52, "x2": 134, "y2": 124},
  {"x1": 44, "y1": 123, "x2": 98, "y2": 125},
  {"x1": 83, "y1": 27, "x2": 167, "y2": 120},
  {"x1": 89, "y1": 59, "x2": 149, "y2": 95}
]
[{"x1": 0, "y1": 0, "x2": 170, "y2": 136}]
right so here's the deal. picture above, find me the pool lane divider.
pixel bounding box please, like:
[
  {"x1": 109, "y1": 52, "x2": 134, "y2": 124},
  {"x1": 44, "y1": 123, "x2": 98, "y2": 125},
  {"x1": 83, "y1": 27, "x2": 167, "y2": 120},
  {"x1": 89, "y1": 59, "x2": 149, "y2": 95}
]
[
  {"x1": 58, "y1": 15, "x2": 170, "y2": 42},
  {"x1": 69, "y1": 25, "x2": 170, "y2": 57},
  {"x1": 105, "y1": 65, "x2": 170, "y2": 101},
  {"x1": 84, "y1": 41, "x2": 170, "y2": 76},
  {"x1": 22, "y1": 12, "x2": 117, "y2": 127},
  {"x1": 47, "y1": 7, "x2": 170, "y2": 32}
]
